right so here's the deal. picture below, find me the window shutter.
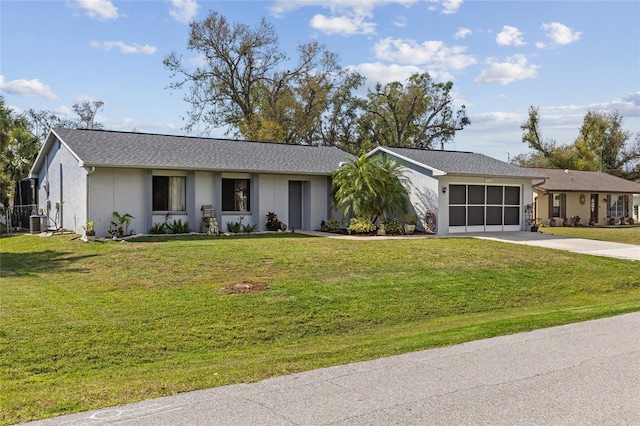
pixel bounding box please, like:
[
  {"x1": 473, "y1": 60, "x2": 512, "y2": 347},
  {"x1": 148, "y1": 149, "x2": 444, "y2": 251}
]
[
  {"x1": 560, "y1": 193, "x2": 567, "y2": 218},
  {"x1": 624, "y1": 195, "x2": 630, "y2": 216}
]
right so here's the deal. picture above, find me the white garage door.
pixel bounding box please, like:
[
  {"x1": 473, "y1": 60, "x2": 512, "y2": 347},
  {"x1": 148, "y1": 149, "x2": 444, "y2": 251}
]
[{"x1": 449, "y1": 184, "x2": 521, "y2": 233}]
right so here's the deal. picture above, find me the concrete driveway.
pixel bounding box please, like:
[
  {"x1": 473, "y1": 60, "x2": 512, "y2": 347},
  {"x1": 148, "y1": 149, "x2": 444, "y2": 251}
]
[
  {"x1": 28, "y1": 312, "x2": 640, "y2": 425},
  {"x1": 300, "y1": 230, "x2": 639, "y2": 261},
  {"x1": 469, "y1": 231, "x2": 640, "y2": 261}
]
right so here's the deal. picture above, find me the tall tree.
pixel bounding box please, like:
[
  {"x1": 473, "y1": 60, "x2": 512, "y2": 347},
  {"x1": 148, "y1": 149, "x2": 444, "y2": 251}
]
[
  {"x1": 515, "y1": 106, "x2": 640, "y2": 180},
  {"x1": 575, "y1": 110, "x2": 640, "y2": 178},
  {"x1": 164, "y1": 11, "x2": 357, "y2": 145},
  {"x1": 73, "y1": 100, "x2": 105, "y2": 130},
  {"x1": 25, "y1": 100, "x2": 105, "y2": 142},
  {"x1": 358, "y1": 73, "x2": 470, "y2": 150},
  {"x1": 0, "y1": 97, "x2": 40, "y2": 206}
]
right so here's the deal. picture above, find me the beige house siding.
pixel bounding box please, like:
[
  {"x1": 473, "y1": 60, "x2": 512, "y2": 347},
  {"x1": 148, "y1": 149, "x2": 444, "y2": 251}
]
[{"x1": 533, "y1": 191, "x2": 634, "y2": 226}]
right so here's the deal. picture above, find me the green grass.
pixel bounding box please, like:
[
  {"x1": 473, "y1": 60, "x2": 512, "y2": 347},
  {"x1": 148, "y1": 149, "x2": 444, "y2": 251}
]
[
  {"x1": 2, "y1": 233, "x2": 640, "y2": 424},
  {"x1": 540, "y1": 225, "x2": 640, "y2": 244}
]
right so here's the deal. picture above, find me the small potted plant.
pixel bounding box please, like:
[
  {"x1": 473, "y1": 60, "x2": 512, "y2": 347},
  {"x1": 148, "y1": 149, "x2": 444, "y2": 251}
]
[
  {"x1": 83, "y1": 221, "x2": 96, "y2": 241},
  {"x1": 404, "y1": 214, "x2": 418, "y2": 235},
  {"x1": 531, "y1": 218, "x2": 541, "y2": 232},
  {"x1": 572, "y1": 215, "x2": 581, "y2": 227},
  {"x1": 549, "y1": 218, "x2": 556, "y2": 227},
  {"x1": 562, "y1": 217, "x2": 570, "y2": 227}
]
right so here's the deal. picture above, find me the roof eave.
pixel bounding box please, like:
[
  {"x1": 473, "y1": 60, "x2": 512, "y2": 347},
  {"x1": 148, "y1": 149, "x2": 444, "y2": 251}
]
[{"x1": 367, "y1": 146, "x2": 447, "y2": 176}]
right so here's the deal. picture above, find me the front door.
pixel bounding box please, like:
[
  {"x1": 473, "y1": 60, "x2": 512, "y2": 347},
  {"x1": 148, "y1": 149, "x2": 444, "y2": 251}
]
[
  {"x1": 590, "y1": 194, "x2": 598, "y2": 223},
  {"x1": 288, "y1": 181, "x2": 303, "y2": 230}
]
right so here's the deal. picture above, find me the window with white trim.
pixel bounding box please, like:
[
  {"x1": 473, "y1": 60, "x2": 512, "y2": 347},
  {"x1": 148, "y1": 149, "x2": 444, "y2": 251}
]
[{"x1": 610, "y1": 195, "x2": 624, "y2": 217}]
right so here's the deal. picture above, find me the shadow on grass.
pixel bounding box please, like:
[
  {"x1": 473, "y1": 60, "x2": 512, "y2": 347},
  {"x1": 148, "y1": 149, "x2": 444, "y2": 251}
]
[
  {"x1": 0, "y1": 250, "x2": 100, "y2": 277},
  {"x1": 129, "y1": 233, "x2": 313, "y2": 243}
]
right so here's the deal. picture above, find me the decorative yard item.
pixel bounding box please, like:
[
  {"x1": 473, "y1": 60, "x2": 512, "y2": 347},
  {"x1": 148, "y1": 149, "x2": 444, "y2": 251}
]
[{"x1": 83, "y1": 221, "x2": 95, "y2": 241}]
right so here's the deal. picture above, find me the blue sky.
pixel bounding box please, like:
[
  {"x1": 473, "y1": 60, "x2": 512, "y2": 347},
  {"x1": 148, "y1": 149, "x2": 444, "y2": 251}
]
[{"x1": 2, "y1": 0, "x2": 639, "y2": 161}]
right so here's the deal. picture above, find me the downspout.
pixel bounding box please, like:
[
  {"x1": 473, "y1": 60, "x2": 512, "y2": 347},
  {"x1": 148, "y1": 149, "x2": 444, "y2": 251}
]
[{"x1": 531, "y1": 178, "x2": 547, "y2": 220}]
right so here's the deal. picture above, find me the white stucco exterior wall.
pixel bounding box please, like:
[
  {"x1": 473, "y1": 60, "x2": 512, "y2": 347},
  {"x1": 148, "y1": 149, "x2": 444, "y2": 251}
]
[
  {"x1": 34, "y1": 138, "x2": 87, "y2": 233},
  {"x1": 88, "y1": 168, "x2": 146, "y2": 237},
  {"x1": 257, "y1": 174, "x2": 329, "y2": 231}
]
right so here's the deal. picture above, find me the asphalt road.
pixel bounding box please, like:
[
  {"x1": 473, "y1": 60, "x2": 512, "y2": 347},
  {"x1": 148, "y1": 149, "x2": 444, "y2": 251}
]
[{"x1": 27, "y1": 312, "x2": 640, "y2": 426}]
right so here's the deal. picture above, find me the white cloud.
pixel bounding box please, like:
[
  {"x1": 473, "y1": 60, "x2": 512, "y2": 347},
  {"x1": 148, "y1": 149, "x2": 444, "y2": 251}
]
[
  {"x1": 74, "y1": 0, "x2": 118, "y2": 20},
  {"x1": 169, "y1": 0, "x2": 199, "y2": 24},
  {"x1": 455, "y1": 27, "x2": 472, "y2": 39},
  {"x1": 393, "y1": 16, "x2": 407, "y2": 28},
  {"x1": 541, "y1": 22, "x2": 581, "y2": 46},
  {"x1": 374, "y1": 37, "x2": 476, "y2": 71},
  {"x1": 270, "y1": 0, "x2": 417, "y2": 18},
  {"x1": 90, "y1": 41, "x2": 157, "y2": 55},
  {"x1": 441, "y1": 0, "x2": 463, "y2": 14},
  {"x1": 544, "y1": 92, "x2": 640, "y2": 121},
  {"x1": 0, "y1": 75, "x2": 58, "y2": 100},
  {"x1": 270, "y1": 0, "x2": 416, "y2": 36},
  {"x1": 496, "y1": 25, "x2": 525, "y2": 46},
  {"x1": 310, "y1": 13, "x2": 376, "y2": 35},
  {"x1": 348, "y1": 62, "x2": 453, "y2": 91},
  {"x1": 474, "y1": 54, "x2": 540, "y2": 85}
]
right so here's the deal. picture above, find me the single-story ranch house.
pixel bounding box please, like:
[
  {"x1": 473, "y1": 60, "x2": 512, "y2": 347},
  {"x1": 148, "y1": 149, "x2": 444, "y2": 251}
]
[
  {"x1": 28, "y1": 128, "x2": 354, "y2": 236},
  {"x1": 367, "y1": 146, "x2": 546, "y2": 234},
  {"x1": 28, "y1": 128, "x2": 557, "y2": 236},
  {"x1": 525, "y1": 168, "x2": 640, "y2": 226}
]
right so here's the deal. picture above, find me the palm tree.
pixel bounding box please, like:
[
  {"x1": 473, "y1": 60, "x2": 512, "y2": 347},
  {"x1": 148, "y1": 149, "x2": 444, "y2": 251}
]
[
  {"x1": 0, "y1": 97, "x2": 41, "y2": 206},
  {"x1": 332, "y1": 154, "x2": 409, "y2": 223}
]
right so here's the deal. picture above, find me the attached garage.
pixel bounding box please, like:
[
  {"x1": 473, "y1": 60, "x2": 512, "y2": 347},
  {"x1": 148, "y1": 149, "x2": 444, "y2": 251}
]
[
  {"x1": 448, "y1": 184, "x2": 522, "y2": 233},
  {"x1": 366, "y1": 146, "x2": 546, "y2": 234}
]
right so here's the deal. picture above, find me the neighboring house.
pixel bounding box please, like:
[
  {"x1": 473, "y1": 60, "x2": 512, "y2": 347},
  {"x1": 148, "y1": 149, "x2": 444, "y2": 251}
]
[
  {"x1": 28, "y1": 128, "x2": 354, "y2": 236},
  {"x1": 524, "y1": 168, "x2": 640, "y2": 225},
  {"x1": 367, "y1": 146, "x2": 546, "y2": 234}
]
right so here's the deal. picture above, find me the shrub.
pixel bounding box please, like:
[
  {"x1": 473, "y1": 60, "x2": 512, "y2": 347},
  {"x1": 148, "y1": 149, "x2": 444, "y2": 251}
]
[
  {"x1": 265, "y1": 212, "x2": 286, "y2": 231},
  {"x1": 382, "y1": 217, "x2": 404, "y2": 235},
  {"x1": 149, "y1": 222, "x2": 168, "y2": 234},
  {"x1": 347, "y1": 217, "x2": 376, "y2": 234},
  {"x1": 227, "y1": 221, "x2": 242, "y2": 233},
  {"x1": 326, "y1": 218, "x2": 341, "y2": 232},
  {"x1": 169, "y1": 219, "x2": 190, "y2": 234},
  {"x1": 241, "y1": 223, "x2": 257, "y2": 233}
]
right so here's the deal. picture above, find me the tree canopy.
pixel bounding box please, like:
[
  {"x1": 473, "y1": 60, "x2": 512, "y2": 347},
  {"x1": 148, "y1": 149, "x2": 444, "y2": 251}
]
[
  {"x1": 0, "y1": 96, "x2": 40, "y2": 206},
  {"x1": 165, "y1": 12, "x2": 469, "y2": 154},
  {"x1": 358, "y1": 73, "x2": 470, "y2": 150},
  {"x1": 513, "y1": 106, "x2": 640, "y2": 180}
]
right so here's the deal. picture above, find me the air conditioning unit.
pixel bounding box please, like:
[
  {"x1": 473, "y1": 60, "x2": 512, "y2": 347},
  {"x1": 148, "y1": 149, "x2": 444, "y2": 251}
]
[{"x1": 30, "y1": 215, "x2": 48, "y2": 234}]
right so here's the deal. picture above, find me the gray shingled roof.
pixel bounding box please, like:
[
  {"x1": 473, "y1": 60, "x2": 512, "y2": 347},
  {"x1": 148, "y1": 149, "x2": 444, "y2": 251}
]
[
  {"x1": 47, "y1": 128, "x2": 354, "y2": 175},
  {"x1": 375, "y1": 146, "x2": 546, "y2": 178},
  {"x1": 525, "y1": 167, "x2": 640, "y2": 193}
]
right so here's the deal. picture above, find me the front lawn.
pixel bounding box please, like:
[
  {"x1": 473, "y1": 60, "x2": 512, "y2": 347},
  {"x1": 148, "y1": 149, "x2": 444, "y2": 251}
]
[
  {"x1": 540, "y1": 225, "x2": 640, "y2": 244},
  {"x1": 2, "y1": 233, "x2": 639, "y2": 424}
]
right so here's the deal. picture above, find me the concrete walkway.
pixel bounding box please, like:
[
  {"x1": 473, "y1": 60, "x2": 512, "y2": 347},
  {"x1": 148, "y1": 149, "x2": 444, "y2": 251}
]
[{"x1": 29, "y1": 312, "x2": 640, "y2": 425}]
